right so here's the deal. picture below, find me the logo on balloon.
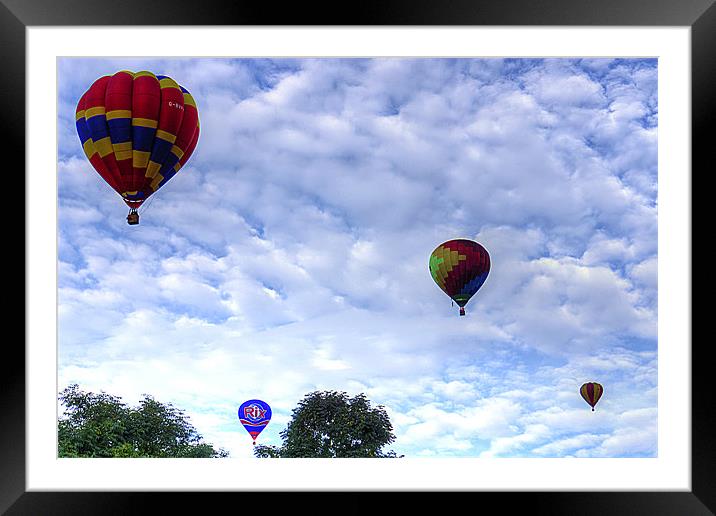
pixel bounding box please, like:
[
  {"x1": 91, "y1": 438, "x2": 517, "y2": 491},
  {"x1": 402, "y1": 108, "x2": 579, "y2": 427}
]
[{"x1": 242, "y1": 403, "x2": 267, "y2": 422}]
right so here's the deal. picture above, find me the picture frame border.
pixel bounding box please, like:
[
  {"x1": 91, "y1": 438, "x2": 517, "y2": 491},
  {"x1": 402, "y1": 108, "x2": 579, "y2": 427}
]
[{"x1": 5, "y1": 0, "x2": 708, "y2": 512}]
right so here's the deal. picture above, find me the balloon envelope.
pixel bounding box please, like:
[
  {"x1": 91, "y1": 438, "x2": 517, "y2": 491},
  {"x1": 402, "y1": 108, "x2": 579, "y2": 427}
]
[
  {"x1": 75, "y1": 70, "x2": 200, "y2": 212},
  {"x1": 429, "y1": 239, "x2": 490, "y2": 315},
  {"x1": 238, "y1": 399, "x2": 272, "y2": 444},
  {"x1": 580, "y1": 382, "x2": 603, "y2": 411}
]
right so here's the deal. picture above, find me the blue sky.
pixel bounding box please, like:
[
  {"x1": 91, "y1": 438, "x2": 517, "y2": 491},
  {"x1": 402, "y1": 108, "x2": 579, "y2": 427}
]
[{"x1": 57, "y1": 57, "x2": 658, "y2": 459}]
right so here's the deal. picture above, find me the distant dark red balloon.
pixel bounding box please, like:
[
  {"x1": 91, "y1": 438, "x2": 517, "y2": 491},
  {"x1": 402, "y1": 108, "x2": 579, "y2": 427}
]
[{"x1": 580, "y1": 382, "x2": 603, "y2": 411}]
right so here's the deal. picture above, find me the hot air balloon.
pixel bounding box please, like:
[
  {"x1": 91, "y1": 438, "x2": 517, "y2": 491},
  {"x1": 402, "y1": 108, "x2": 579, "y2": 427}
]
[
  {"x1": 429, "y1": 238, "x2": 490, "y2": 316},
  {"x1": 580, "y1": 382, "x2": 603, "y2": 411},
  {"x1": 238, "y1": 399, "x2": 272, "y2": 445},
  {"x1": 75, "y1": 70, "x2": 200, "y2": 225}
]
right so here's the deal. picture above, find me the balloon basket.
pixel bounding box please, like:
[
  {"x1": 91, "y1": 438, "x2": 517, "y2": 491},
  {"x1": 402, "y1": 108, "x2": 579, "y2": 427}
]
[
  {"x1": 127, "y1": 209, "x2": 139, "y2": 225},
  {"x1": 459, "y1": 307, "x2": 465, "y2": 316}
]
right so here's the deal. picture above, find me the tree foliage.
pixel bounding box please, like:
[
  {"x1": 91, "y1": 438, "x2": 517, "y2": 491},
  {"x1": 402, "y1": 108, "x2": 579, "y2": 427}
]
[
  {"x1": 254, "y1": 390, "x2": 400, "y2": 458},
  {"x1": 58, "y1": 384, "x2": 228, "y2": 458}
]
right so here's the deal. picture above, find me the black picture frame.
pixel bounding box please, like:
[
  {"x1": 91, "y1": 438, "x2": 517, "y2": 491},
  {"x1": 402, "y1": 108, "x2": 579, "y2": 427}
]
[{"x1": 5, "y1": 0, "x2": 709, "y2": 513}]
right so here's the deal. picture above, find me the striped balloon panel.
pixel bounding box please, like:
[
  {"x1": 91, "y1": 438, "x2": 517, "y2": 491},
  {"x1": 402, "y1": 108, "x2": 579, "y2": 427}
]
[
  {"x1": 580, "y1": 382, "x2": 603, "y2": 408},
  {"x1": 429, "y1": 239, "x2": 490, "y2": 307},
  {"x1": 83, "y1": 76, "x2": 123, "y2": 191},
  {"x1": 76, "y1": 91, "x2": 122, "y2": 194},
  {"x1": 151, "y1": 87, "x2": 200, "y2": 191},
  {"x1": 75, "y1": 70, "x2": 200, "y2": 208},
  {"x1": 105, "y1": 71, "x2": 134, "y2": 190},
  {"x1": 238, "y1": 419, "x2": 269, "y2": 440}
]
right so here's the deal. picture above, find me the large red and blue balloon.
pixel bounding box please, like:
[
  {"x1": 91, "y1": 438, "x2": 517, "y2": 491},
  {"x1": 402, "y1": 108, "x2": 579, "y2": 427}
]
[
  {"x1": 75, "y1": 70, "x2": 200, "y2": 224},
  {"x1": 429, "y1": 239, "x2": 491, "y2": 316},
  {"x1": 238, "y1": 399, "x2": 272, "y2": 445}
]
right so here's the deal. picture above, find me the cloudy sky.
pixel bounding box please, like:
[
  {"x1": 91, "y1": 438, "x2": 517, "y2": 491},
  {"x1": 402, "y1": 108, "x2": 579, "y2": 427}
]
[{"x1": 57, "y1": 57, "x2": 658, "y2": 459}]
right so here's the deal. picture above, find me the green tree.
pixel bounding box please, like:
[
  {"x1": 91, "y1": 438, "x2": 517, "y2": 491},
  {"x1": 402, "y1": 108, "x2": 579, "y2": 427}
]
[
  {"x1": 254, "y1": 390, "x2": 401, "y2": 458},
  {"x1": 58, "y1": 384, "x2": 229, "y2": 458}
]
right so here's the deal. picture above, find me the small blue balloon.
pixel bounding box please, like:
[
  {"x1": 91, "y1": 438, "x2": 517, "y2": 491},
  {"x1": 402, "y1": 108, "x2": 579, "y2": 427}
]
[{"x1": 238, "y1": 399, "x2": 272, "y2": 444}]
